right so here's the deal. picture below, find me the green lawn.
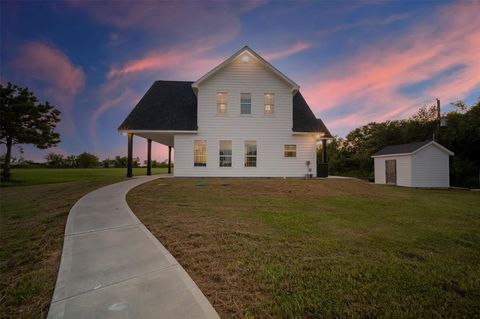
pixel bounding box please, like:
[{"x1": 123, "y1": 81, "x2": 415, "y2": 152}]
[
  {"x1": 127, "y1": 178, "x2": 480, "y2": 319},
  {"x1": 0, "y1": 168, "x2": 167, "y2": 318},
  {"x1": 1, "y1": 167, "x2": 168, "y2": 186}
]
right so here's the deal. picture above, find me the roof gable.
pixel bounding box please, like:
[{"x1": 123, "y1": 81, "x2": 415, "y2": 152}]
[
  {"x1": 372, "y1": 141, "x2": 454, "y2": 157},
  {"x1": 192, "y1": 46, "x2": 300, "y2": 93}
]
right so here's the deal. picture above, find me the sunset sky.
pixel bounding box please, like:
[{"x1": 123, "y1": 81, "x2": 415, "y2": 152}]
[{"x1": 1, "y1": 1, "x2": 479, "y2": 162}]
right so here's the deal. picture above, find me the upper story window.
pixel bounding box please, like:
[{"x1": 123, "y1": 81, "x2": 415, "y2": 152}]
[
  {"x1": 217, "y1": 92, "x2": 228, "y2": 114},
  {"x1": 284, "y1": 144, "x2": 296, "y2": 157},
  {"x1": 240, "y1": 93, "x2": 251, "y2": 114},
  {"x1": 194, "y1": 140, "x2": 207, "y2": 167},
  {"x1": 264, "y1": 93, "x2": 274, "y2": 115},
  {"x1": 219, "y1": 140, "x2": 232, "y2": 167},
  {"x1": 244, "y1": 141, "x2": 257, "y2": 167}
]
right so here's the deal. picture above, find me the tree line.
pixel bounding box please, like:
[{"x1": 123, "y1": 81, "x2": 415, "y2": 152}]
[
  {"x1": 324, "y1": 99, "x2": 480, "y2": 188},
  {"x1": 7, "y1": 153, "x2": 172, "y2": 169}
]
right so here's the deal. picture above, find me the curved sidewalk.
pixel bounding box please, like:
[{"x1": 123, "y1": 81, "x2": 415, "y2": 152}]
[{"x1": 48, "y1": 175, "x2": 219, "y2": 319}]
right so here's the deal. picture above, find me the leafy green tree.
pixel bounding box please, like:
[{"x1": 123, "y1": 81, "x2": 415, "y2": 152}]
[
  {"x1": 114, "y1": 156, "x2": 128, "y2": 168},
  {"x1": 76, "y1": 152, "x2": 100, "y2": 168},
  {"x1": 45, "y1": 153, "x2": 66, "y2": 168},
  {"x1": 1, "y1": 82, "x2": 60, "y2": 181}
]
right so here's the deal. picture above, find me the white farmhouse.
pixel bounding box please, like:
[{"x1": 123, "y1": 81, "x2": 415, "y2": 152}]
[
  {"x1": 372, "y1": 140, "x2": 454, "y2": 188},
  {"x1": 119, "y1": 46, "x2": 331, "y2": 177}
]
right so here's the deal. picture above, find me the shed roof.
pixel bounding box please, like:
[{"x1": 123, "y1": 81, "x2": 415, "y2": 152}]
[
  {"x1": 372, "y1": 140, "x2": 454, "y2": 157},
  {"x1": 118, "y1": 81, "x2": 331, "y2": 136}
]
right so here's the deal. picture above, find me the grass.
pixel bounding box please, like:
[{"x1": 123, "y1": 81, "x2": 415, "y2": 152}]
[
  {"x1": 0, "y1": 167, "x2": 168, "y2": 186},
  {"x1": 0, "y1": 168, "x2": 167, "y2": 319},
  {"x1": 127, "y1": 178, "x2": 480, "y2": 319}
]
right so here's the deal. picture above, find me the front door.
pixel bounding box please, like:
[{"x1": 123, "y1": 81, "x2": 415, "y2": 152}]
[{"x1": 385, "y1": 160, "x2": 397, "y2": 184}]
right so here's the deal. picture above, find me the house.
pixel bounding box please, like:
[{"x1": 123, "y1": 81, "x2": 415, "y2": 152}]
[
  {"x1": 371, "y1": 140, "x2": 454, "y2": 188},
  {"x1": 118, "y1": 46, "x2": 331, "y2": 177}
]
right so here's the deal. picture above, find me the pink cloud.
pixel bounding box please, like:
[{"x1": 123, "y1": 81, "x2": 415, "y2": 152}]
[
  {"x1": 302, "y1": 2, "x2": 480, "y2": 135},
  {"x1": 89, "y1": 89, "x2": 141, "y2": 146},
  {"x1": 262, "y1": 42, "x2": 313, "y2": 61},
  {"x1": 13, "y1": 41, "x2": 85, "y2": 131}
]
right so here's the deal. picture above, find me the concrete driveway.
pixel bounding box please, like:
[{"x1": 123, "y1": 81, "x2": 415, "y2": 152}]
[{"x1": 48, "y1": 175, "x2": 219, "y2": 319}]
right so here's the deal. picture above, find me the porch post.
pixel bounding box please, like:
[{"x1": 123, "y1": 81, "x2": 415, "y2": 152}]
[
  {"x1": 168, "y1": 146, "x2": 172, "y2": 174},
  {"x1": 147, "y1": 139, "x2": 152, "y2": 176},
  {"x1": 322, "y1": 139, "x2": 327, "y2": 163},
  {"x1": 127, "y1": 133, "x2": 133, "y2": 178}
]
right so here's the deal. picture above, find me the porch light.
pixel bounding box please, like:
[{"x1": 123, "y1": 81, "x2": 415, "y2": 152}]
[
  {"x1": 121, "y1": 132, "x2": 127, "y2": 136},
  {"x1": 315, "y1": 132, "x2": 325, "y2": 141}
]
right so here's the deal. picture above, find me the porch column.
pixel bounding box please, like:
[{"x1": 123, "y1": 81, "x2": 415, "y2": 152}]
[
  {"x1": 127, "y1": 133, "x2": 133, "y2": 178},
  {"x1": 147, "y1": 139, "x2": 152, "y2": 176},
  {"x1": 168, "y1": 146, "x2": 172, "y2": 174},
  {"x1": 321, "y1": 139, "x2": 327, "y2": 163}
]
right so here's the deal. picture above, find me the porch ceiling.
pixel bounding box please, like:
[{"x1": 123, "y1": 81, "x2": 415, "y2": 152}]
[{"x1": 134, "y1": 132, "x2": 175, "y2": 147}]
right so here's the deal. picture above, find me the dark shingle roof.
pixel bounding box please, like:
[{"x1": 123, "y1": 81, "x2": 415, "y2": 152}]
[
  {"x1": 118, "y1": 81, "x2": 331, "y2": 137},
  {"x1": 118, "y1": 81, "x2": 197, "y2": 131},
  {"x1": 373, "y1": 140, "x2": 432, "y2": 156},
  {"x1": 292, "y1": 92, "x2": 332, "y2": 137}
]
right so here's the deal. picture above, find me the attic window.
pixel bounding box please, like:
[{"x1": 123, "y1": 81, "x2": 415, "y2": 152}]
[
  {"x1": 217, "y1": 92, "x2": 228, "y2": 114},
  {"x1": 264, "y1": 93, "x2": 274, "y2": 114}
]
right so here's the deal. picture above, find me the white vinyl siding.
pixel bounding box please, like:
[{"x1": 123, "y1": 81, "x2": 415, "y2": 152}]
[
  {"x1": 374, "y1": 155, "x2": 411, "y2": 186},
  {"x1": 411, "y1": 145, "x2": 450, "y2": 187},
  {"x1": 173, "y1": 54, "x2": 317, "y2": 177}
]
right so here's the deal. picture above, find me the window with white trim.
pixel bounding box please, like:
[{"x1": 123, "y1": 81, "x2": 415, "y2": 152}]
[
  {"x1": 217, "y1": 92, "x2": 228, "y2": 114},
  {"x1": 240, "y1": 93, "x2": 251, "y2": 114},
  {"x1": 284, "y1": 144, "x2": 296, "y2": 157},
  {"x1": 264, "y1": 93, "x2": 274, "y2": 114},
  {"x1": 244, "y1": 141, "x2": 257, "y2": 167},
  {"x1": 219, "y1": 140, "x2": 232, "y2": 167},
  {"x1": 194, "y1": 140, "x2": 207, "y2": 167}
]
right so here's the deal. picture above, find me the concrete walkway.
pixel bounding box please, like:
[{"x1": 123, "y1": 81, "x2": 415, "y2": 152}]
[{"x1": 48, "y1": 175, "x2": 219, "y2": 319}]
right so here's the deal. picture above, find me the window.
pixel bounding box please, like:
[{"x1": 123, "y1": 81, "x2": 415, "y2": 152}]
[
  {"x1": 217, "y1": 92, "x2": 228, "y2": 114},
  {"x1": 194, "y1": 140, "x2": 207, "y2": 167},
  {"x1": 240, "y1": 93, "x2": 251, "y2": 114},
  {"x1": 264, "y1": 93, "x2": 274, "y2": 114},
  {"x1": 244, "y1": 141, "x2": 257, "y2": 167},
  {"x1": 219, "y1": 140, "x2": 232, "y2": 167},
  {"x1": 284, "y1": 144, "x2": 296, "y2": 157}
]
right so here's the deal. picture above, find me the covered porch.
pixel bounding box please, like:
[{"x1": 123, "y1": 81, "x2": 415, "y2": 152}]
[{"x1": 123, "y1": 131, "x2": 174, "y2": 177}]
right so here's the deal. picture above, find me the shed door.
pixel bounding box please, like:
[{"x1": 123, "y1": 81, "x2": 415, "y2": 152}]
[{"x1": 385, "y1": 160, "x2": 397, "y2": 184}]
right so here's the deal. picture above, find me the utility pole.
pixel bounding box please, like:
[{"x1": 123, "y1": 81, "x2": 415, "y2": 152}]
[{"x1": 436, "y1": 98, "x2": 441, "y2": 140}]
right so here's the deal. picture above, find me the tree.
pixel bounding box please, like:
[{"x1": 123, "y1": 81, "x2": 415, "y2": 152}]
[
  {"x1": 45, "y1": 153, "x2": 66, "y2": 168},
  {"x1": 1, "y1": 82, "x2": 60, "y2": 181},
  {"x1": 76, "y1": 152, "x2": 100, "y2": 168}
]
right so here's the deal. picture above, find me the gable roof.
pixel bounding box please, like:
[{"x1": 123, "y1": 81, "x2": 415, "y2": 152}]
[
  {"x1": 292, "y1": 92, "x2": 332, "y2": 137},
  {"x1": 118, "y1": 80, "x2": 197, "y2": 131},
  {"x1": 372, "y1": 140, "x2": 454, "y2": 157},
  {"x1": 192, "y1": 46, "x2": 300, "y2": 93}
]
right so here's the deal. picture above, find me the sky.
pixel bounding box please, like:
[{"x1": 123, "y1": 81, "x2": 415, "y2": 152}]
[{"x1": 1, "y1": 0, "x2": 479, "y2": 162}]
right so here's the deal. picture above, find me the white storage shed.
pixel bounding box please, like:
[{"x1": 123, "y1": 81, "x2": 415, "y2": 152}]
[{"x1": 372, "y1": 140, "x2": 454, "y2": 188}]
